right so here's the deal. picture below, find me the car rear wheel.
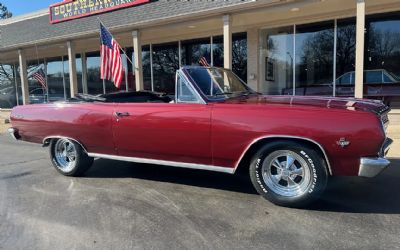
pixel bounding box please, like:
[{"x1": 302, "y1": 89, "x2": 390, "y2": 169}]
[
  {"x1": 249, "y1": 141, "x2": 328, "y2": 207},
  {"x1": 50, "y1": 138, "x2": 94, "y2": 176}
]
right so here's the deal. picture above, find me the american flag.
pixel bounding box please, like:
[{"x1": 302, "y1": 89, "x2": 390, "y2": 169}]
[
  {"x1": 32, "y1": 68, "x2": 47, "y2": 89},
  {"x1": 199, "y1": 56, "x2": 210, "y2": 67},
  {"x1": 100, "y1": 23, "x2": 123, "y2": 88}
]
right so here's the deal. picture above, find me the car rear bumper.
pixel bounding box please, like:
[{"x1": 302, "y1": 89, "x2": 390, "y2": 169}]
[
  {"x1": 7, "y1": 127, "x2": 20, "y2": 140},
  {"x1": 358, "y1": 138, "x2": 392, "y2": 178}
]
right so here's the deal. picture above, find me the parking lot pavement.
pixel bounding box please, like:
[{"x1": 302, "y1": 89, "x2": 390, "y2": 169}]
[{"x1": 0, "y1": 135, "x2": 399, "y2": 250}]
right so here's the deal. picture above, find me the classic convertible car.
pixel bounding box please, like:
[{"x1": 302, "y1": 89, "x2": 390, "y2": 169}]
[{"x1": 8, "y1": 67, "x2": 392, "y2": 207}]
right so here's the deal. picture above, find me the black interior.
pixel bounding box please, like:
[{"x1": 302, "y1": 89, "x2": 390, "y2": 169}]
[{"x1": 71, "y1": 91, "x2": 173, "y2": 103}]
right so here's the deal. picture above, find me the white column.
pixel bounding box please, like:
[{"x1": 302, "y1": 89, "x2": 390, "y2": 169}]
[
  {"x1": 246, "y1": 28, "x2": 259, "y2": 91},
  {"x1": 355, "y1": 0, "x2": 365, "y2": 98},
  {"x1": 18, "y1": 49, "x2": 29, "y2": 105},
  {"x1": 132, "y1": 30, "x2": 144, "y2": 91},
  {"x1": 223, "y1": 15, "x2": 232, "y2": 70},
  {"x1": 67, "y1": 41, "x2": 78, "y2": 98}
]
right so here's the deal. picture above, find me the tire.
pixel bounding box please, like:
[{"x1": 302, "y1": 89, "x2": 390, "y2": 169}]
[
  {"x1": 50, "y1": 138, "x2": 94, "y2": 177},
  {"x1": 249, "y1": 141, "x2": 328, "y2": 208}
]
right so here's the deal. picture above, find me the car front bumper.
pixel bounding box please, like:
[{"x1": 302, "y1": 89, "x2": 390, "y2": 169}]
[{"x1": 358, "y1": 138, "x2": 392, "y2": 178}]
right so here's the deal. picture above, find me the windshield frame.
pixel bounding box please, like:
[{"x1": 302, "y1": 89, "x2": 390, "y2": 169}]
[{"x1": 181, "y1": 66, "x2": 256, "y2": 103}]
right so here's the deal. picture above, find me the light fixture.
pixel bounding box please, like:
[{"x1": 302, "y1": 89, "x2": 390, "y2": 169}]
[
  {"x1": 188, "y1": 25, "x2": 196, "y2": 29},
  {"x1": 290, "y1": 7, "x2": 300, "y2": 12}
]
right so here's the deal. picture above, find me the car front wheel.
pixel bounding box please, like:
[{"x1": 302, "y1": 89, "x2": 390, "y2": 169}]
[
  {"x1": 50, "y1": 138, "x2": 94, "y2": 177},
  {"x1": 249, "y1": 141, "x2": 328, "y2": 207}
]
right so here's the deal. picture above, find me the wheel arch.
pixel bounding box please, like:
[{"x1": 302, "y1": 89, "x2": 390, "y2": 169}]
[
  {"x1": 234, "y1": 136, "x2": 333, "y2": 176},
  {"x1": 43, "y1": 136, "x2": 88, "y2": 154}
]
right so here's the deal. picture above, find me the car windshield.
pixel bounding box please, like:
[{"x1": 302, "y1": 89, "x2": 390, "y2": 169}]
[{"x1": 184, "y1": 67, "x2": 254, "y2": 100}]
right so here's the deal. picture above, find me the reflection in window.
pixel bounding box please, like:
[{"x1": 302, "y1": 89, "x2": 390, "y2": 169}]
[
  {"x1": 27, "y1": 60, "x2": 47, "y2": 104},
  {"x1": 295, "y1": 21, "x2": 334, "y2": 93},
  {"x1": 152, "y1": 42, "x2": 179, "y2": 94},
  {"x1": 336, "y1": 18, "x2": 356, "y2": 87},
  {"x1": 366, "y1": 12, "x2": 400, "y2": 81},
  {"x1": 142, "y1": 45, "x2": 152, "y2": 91},
  {"x1": 0, "y1": 63, "x2": 19, "y2": 108},
  {"x1": 232, "y1": 32, "x2": 248, "y2": 83},
  {"x1": 76, "y1": 54, "x2": 84, "y2": 93},
  {"x1": 181, "y1": 38, "x2": 211, "y2": 66},
  {"x1": 47, "y1": 57, "x2": 67, "y2": 102},
  {"x1": 86, "y1": 52, "x2": 117, "y2": 95},
  {"x1": 259, "y1": 26, "x2": 294, "y2": 95}
]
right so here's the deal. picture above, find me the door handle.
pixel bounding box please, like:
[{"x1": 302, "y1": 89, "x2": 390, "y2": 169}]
[{"x1": 114, "y1": 112, "x2": 130, "y2": 118}]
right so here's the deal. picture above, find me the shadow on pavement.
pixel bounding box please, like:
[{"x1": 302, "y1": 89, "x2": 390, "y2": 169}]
[
  {"x1": 85, "y1": 158, "x2": 400, "y2": 214},
  {"x1": 85, "y1": 158, "x2": 258, "y2": 195}
]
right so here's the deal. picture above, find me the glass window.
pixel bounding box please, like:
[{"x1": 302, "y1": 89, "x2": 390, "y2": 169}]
[
  {"x1": 295, "y1": 21, "x2": 334, "y2": 95},
  {"x1": 75, "y1": 54, "x2": 83, "y2": 93},
  {"x1": 336, "y1": 72, "x2": 353, "y2": 85},
  {"x1": 47, "y1": 57, "x2": 67, "y2": 102},
  {"x1": 365, "y1": 12, "x2": 400, "y2": 81},
  {"x1": 259, "y1": 26, "x2": 294, "y2": 95},
  {"x1": 152, "y1": 42, "x2": 179, "y2": 94},
  {"x1": 336, "y1": 18, "x2": 356, "y2": 86},
  {"x1": 213, "y1": 36, "x2": 224, "y2": 67},
  {"x1": 176, "y1": 74, "x2": 200, "y2": 103},
  {"x1": 86, "y1": 52, "x2": 105, "y2": 95},
  {"x1": 181, "y1": 38, "x2": 211, "y2": 66},
  {"x1": 27, "y1": 60, "x2": 47, "y2": 104},
  {"x1": 185, "y1": 67, "x2": 251, "y2": 100},
  {"x1": 142, "y1": 45, "x2": 152, "y2": 91},
  {"x1": 365, "y1": 70, "x2": 383, "y2": 84},
  {"x1": 0, "y1": 64, "x2": 19, "y2": 108},
  {"x1": 232, "y1": 32, "x2": 248, "y2": 82}
]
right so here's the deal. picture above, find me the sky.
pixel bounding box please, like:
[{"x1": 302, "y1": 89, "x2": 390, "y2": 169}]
[{"x1": 1, "y1": 0, "x2": 58, "y2": 17}]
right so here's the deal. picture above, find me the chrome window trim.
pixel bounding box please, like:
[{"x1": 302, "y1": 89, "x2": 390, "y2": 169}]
[
  {"x1": 87, "y1": 153, "x2": 234, "y2": 174},
  {"x1": 233, "y1": 135, "x2": 333, "y2": 175}
]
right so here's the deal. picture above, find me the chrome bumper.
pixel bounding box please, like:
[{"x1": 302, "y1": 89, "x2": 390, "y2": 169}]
[
  {"x1": 7, "y1": 127, "x2": 19, "y2": 140},
  {"x1": 358, "y1": 138, "x2": 392, "y2": 178}
]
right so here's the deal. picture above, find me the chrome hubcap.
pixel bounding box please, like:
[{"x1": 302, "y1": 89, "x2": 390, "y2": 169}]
[
  {"x1": 262, "y1": 150, "x2": 312, "y2": 197},
  {"x1": 54, "y1": 139, "x2": 77, "y2": 173}
]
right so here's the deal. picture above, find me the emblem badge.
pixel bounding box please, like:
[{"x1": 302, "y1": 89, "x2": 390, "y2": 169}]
[{"x1": 337, "y1": 138, "x2": 350, "y2": 148}]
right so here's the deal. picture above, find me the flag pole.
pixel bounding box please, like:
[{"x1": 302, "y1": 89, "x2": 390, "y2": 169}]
[{"x1": 97, "y1": 18, "x2": 137, "y2": 71}]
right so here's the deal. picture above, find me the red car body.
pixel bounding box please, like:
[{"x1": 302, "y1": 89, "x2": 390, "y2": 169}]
[{"x1": 9, "y1": 93, "x2": 390, "y2": 177}]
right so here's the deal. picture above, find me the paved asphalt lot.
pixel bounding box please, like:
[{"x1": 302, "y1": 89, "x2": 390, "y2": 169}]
[{"x1": 0, "y1": 135, "x2": 400, "y2": 249}]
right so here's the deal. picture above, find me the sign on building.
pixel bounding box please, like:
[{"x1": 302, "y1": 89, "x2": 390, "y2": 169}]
[{"x1": 49, "y1": 0, "x2": 150, "y2": 24}]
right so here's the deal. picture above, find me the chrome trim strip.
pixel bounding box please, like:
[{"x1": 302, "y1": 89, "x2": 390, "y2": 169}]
[
  {"x1": 87, "y1": 153, "x2": 235, "y2": 174},
  {"x1": 359, "y1": 157, "x2": 390, "y2": 178},
  {"x1": 233, "y1": 135, "x2": 333, "y2": 175},
  {"x1": 42, "y1": 136, "x2": 88, "y2": 154}
]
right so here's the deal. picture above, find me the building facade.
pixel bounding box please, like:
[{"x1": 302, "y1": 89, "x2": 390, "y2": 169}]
[{"x1": 0, "y1": 0, "x2": 399, "y2": 109}]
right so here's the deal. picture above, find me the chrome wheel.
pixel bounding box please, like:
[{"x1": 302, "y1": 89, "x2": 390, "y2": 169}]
[
  {"x1": 262, "y1": 150, "x2": 312, "y2": 198},
  {"x1": 54, "y1": 139, "x2": 77, "y2": 173}
]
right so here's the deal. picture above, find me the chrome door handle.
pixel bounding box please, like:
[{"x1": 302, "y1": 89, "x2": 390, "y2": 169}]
[{"x1": 114, "y1": 112, "x2": 130, "y2": 117}]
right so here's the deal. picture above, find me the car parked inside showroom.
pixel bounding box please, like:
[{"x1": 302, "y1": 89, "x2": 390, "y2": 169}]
[
  {"x1": 8, "y1": 66, "x2": 392, "y2": 207},
  {"x1": 282, "y1": 69, "x2": 400, "y2": 104}
]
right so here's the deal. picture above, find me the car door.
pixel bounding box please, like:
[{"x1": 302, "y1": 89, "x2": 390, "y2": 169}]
[{"x1": 112, "y1": 74, "x2": 212, "y2": 165}]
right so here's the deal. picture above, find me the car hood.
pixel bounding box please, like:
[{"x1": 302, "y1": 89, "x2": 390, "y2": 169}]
[{"x1": 223, "y1": 95, "x2": 390, "y2": 115}]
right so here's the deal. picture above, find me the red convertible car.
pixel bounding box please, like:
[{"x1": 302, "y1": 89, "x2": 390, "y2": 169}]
[{"x1": 8, "y1": 67, "x2": 392, "y2": 207}]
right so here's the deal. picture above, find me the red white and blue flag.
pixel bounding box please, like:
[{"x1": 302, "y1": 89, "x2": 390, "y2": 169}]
[
  {"x1": 32, "y1": 68, "x2": 47, "y2": 89},
  {"x1": 199, "y1": 56, "x2": 210, "y2": 67},
  {"x1": 100, "y1": 23, "x2": 123, "y2": 88}
]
